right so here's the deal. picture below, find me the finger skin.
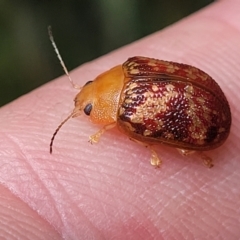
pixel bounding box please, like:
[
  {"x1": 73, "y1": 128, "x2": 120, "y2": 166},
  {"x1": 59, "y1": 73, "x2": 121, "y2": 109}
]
[
  {"x1": 0, "y1": 0, "x2": 240, "y2": 239},
  {"x1": 0, "y1": 185, "x2": 60, "y2": 239}
]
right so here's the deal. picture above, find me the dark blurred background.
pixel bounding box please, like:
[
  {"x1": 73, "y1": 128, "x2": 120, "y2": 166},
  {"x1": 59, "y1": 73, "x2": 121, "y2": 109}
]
[{"x1": 0, "y1": 0, "x2": 213, "y2": 107}]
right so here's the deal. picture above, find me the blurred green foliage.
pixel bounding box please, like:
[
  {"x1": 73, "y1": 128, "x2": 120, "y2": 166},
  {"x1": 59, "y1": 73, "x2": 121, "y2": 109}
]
[{"x1": 0, "y1": 0, "x2": 213, "y2": 106}]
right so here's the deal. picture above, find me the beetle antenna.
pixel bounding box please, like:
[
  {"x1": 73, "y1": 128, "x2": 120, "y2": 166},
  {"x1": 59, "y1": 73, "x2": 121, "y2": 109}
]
[
  {"x1": 48, "y1": 26, "x2": 80, "y2": 89},
  {"x1": 50, "y1": 112, "x2": 76, "y2": 154}
]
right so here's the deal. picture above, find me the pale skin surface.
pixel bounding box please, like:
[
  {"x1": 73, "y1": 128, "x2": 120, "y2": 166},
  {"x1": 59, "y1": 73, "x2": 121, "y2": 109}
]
[{"x1": 0, "y1": 0, "x2": 240, "y2": 239}]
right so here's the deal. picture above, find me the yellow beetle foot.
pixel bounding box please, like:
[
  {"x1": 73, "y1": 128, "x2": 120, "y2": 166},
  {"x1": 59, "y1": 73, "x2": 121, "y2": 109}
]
[
  {"x1": 150, "y1": 148, "x2": 162, "y2": 168},
  {"x1": 178, "y1": 148, "x2": 214, "y2": 168},
  {"x1": 199, "y1": 153, "x2": 214, "y2": 168},
  {"x1": 88, "y1": 123, "x2": 116, "y2": 144}
]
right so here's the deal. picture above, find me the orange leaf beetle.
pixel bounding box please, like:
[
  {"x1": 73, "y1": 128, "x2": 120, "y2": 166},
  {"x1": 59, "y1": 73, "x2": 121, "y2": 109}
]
[{"x1": 49, "y1": 27, "x2": 231, "y2": 168}]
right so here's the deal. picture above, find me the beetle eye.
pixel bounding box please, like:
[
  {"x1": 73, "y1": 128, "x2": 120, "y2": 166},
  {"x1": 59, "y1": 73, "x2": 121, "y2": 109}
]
[
  {"x1": 84, "y1": 103, "x2": 92, "y2": 116},
  {"x1": 84, "y1": 80, "x2": 93, "y2": 86}
]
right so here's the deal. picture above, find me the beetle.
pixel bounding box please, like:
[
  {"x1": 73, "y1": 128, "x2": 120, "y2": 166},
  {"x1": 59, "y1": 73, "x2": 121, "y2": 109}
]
[{"x1": 49, "y1": 29, "x2": 231, "y2": 168}]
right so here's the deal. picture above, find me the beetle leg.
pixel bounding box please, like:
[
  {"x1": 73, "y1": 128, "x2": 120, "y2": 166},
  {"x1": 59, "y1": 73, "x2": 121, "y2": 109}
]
[
  {"x1": 178, "y1": 149, "x2": 214, "y2": 168},
  {"x1": 89, "y1": 123, "x2": 116, "y2": 144},
  {"x1": 130, "y1": 138, "x2": 162, "y2": 167},
  {"x1": 199, "y1": 152, "x2": 214, "y2": 168},
  {"x1": 177, "y1": 149, "x2": 195, "y2": 156},
  {"x1": 149, "y1": 148, "x2": 162, "y2": 168}
]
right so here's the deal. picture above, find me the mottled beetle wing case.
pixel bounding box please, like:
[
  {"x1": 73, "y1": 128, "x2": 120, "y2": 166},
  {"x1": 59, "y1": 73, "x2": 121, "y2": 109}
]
[{"x1": 118, "y1": 57, "x2": 231, "y2": 150}]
